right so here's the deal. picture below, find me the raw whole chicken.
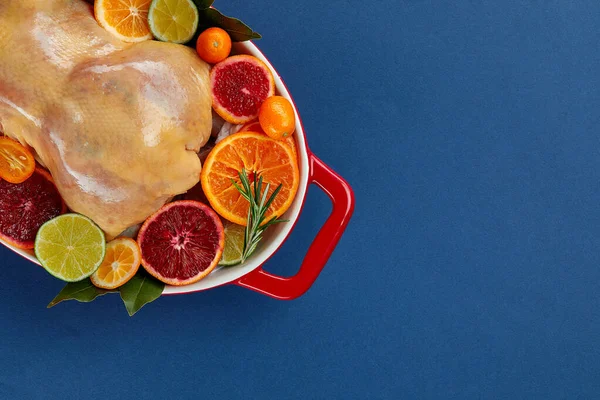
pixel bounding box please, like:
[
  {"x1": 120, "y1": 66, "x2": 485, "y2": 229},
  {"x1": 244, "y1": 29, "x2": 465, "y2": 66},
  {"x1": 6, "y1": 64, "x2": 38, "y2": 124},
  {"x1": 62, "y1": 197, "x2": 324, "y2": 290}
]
[{"x1": 0, "y1": 0, "x2": 212, "y2": 238}]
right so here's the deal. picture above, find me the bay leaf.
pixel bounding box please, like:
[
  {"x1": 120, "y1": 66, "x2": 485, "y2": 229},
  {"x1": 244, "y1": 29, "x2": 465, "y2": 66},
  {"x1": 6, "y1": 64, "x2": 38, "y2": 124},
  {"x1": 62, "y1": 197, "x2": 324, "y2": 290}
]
[
  {"x1": 119, "y1": 270, "x2": 164, "y2": 316},
  {"x1": 192, "y1": 0, "x2": 214, "y2": 9},
  {"x1": 47, "y1": 279, "x2": 113, "y2": 308},
  {"x1": 198, "y1": 8, "x2": 261, "y2": 42}
]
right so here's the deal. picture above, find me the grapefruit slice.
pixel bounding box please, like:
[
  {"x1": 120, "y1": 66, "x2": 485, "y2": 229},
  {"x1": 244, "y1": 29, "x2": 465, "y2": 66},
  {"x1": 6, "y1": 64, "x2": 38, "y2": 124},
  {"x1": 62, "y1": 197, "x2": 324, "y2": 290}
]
[
  {"x1": 137, "y1": 200, "x2": 225, "y2": 286},
  {"x1": 0, "y1": 167, "x2": 66, "y2": 250},
  {"x1": 210, "y1": 55, "x2": 275, "y2": 124},
  {"x1": 239, "y1": 120, "x2": 263, "y2": 133}
]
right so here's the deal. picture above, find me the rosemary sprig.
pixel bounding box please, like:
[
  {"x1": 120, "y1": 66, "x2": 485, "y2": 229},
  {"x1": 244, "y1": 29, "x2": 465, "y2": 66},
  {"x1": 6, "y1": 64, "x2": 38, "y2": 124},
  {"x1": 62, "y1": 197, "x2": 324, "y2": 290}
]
[{"x1": 231, "y1": 168, "x2": 288, "y2": 263}]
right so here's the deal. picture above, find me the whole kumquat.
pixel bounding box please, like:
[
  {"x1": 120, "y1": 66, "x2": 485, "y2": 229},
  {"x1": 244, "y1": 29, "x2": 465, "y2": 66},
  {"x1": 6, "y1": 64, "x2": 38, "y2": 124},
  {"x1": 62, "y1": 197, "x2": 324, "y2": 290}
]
[
  {"x1": 258, "y1": 96, "x2": 296, "y2": 140},
  {"x1": 196, "y1": 27, "x2": 232, "y2": 64}
]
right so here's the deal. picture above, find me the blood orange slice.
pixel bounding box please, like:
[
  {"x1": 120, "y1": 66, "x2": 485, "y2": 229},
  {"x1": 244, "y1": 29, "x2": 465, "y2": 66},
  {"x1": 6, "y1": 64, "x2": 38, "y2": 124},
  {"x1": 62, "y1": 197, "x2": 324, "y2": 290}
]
[
  {"x1": 210, "y1": 55, "x2": 275, "y2": 124},
  {"x1": 137, "y1": 200, "x2": 225, "y2": 286},
  {"x1": 0, "y1": 167, "x2": 66, "y2": 249}
]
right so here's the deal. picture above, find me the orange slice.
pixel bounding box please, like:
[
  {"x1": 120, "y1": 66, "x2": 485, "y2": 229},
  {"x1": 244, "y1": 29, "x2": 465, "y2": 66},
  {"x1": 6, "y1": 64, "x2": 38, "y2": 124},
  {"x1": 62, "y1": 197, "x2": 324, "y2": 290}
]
[
  {"x1": 90, "y1": 237, "x2": 141, "y2": 289},
  {"x1": 0, "y1": 137, "x2": 35, "y2": 183},
  {"x1": 201, "y1": 132, "x2": 300, "y2": 226},
  {"x1": 94, "y1": 0, "x2": 153, "y2": 43},
  {"x1": 239, "y1": 119, "x2": 298, "y2": 162}
]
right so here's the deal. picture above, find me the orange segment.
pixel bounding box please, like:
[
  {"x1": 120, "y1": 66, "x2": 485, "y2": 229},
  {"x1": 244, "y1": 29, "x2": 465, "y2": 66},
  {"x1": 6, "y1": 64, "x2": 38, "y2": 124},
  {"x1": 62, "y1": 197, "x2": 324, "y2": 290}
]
[
  {"x1": 90, "y1": 237, "x2": 141, "y2": 290},
  {"x1": 201, "y1": 132, "x2": 300, "y2": 226},
  {"x1": 94, "y1": 0, "x2": 153, "y2": 43},
  {"x1": 0, "y1": 137, "x2": 35, "y2": 183},
  {"x1": 239, "y1": 120, "x2": 298, "y2": 162}
]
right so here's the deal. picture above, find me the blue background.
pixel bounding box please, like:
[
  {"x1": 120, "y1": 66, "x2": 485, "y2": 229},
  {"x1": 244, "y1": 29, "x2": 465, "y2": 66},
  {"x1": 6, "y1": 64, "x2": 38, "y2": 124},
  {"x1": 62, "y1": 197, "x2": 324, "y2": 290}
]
[{"x1": 2, "y1": 0, "x2": 600, "y2": 398}]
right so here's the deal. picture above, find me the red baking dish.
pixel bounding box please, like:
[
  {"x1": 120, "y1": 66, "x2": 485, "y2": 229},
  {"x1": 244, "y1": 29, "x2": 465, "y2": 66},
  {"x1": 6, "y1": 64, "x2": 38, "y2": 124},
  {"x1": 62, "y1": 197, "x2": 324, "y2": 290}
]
[{"x1": 0, "y1": 40, "x2": 355, "y2": 300}]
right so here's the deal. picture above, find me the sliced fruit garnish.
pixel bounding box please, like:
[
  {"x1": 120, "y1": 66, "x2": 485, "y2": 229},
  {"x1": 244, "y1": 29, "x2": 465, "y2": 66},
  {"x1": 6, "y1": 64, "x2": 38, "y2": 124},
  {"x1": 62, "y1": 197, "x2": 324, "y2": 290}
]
[
  {"x1": 148, "y1": 0, "x2": 199, "y2": 44},
  {"x1": 94, "y1": 0, "x2": 153, "y2": 43},
  {"x1": 90, "y1": 238, "x2": 141, "y2": 289},
  {"x1": 35, "y1": 214, "x2": 106, "y2": 283},
  {"x1": 201, "y1": 132, "x2": 300, "y2": 226},
  {"x1": 259, "y1": 96, "x2": 296, "y2": 140},
  {"x1": 137, "y1": 200, "x2": 225, "y2": 286},
  {"x1": 196, "y1": 27, "x2": 232, "y2": 64},
  {"x1": 0, "y1": 137, "x2": 35, "y2": 183},
  {"x1": 240, "y1": 119, "x2": 298, "y2": 161},
  {"x1": 210, "y1": 55, "x2": 275, "y2": 124},
  {"x1": 239, "y1": 120, "x2": 264, "y2": 133},
  {"x1": 219, "y1": 221, "x2": 246, "y2": 266},
  {"x1": 0, "y1": 167, "x2": 66, "y2": 250}
]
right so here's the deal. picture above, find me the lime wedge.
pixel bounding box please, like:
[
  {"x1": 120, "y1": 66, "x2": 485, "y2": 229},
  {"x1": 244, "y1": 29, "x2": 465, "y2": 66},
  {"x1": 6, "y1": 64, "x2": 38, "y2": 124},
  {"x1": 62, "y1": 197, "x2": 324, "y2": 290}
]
[
  {"x1": 35, "y1": 214, "x2": 106, "y2": 282},
  {"x1": 219, "y1": 222, "x2": 246, "y2": 266},
  {"x1": 148, "y1": 0, "x2": 199, "y2": 44}
]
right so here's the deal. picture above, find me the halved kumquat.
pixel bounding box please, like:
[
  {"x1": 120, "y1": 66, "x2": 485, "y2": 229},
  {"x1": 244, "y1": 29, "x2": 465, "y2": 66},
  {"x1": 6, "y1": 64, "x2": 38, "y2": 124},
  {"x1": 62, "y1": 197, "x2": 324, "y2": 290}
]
[
  {"x1": 0, "y1": 136, "x2": 36, "y2": 183},
  {"x1": 90, "y1": 237, "x2": 141, "y2": 290}
]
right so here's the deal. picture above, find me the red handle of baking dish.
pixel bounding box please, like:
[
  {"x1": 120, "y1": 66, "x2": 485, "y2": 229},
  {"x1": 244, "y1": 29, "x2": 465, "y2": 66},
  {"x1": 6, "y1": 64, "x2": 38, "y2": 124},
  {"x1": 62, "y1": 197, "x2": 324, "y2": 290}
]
[{"x1": 235, "y1": 153, "x2": 355, "y2": 300}]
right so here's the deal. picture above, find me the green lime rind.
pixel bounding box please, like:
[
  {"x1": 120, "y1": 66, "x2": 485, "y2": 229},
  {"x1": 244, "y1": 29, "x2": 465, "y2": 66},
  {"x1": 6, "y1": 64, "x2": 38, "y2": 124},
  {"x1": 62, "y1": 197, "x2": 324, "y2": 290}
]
[
  {"x1": 148, "y1": 0, "x2": 200, "y2": 44},
  {"x1": 219, "y1": 222, "x2": 246, "y2": 266},
  {"x1": 35, "y1": 214, "x2": 106, "y2": 283}
]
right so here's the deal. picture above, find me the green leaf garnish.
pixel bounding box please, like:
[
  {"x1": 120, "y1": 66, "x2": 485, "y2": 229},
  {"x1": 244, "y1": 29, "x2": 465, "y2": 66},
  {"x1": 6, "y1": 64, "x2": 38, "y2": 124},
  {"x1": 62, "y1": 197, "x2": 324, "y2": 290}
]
[
  {"x1": 47, "y1": 270, "x2": 165, "y2": 316},
  {"x1": 192, "y1": 0, "x2": 215, "y2": 9},
  {"x1": 118, "y1": 270, "x2": 165, "y2": 317},
  {"x1": 198, "y1": 8, "x2": 262, "y2": 42},
  {"x1": 231, "y1": 168, "x2": 287, "y2": 263},
  {"x1": 47, "y1": 279, "x2": 113, "y2": 308}
]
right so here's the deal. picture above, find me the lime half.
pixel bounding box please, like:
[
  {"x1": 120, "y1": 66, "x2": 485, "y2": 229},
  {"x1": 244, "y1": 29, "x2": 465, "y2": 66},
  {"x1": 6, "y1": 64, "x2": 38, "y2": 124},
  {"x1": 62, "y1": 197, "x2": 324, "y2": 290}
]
[
  {"x1": 35, "y1": 214, "x2": 106, "y2": 282},
  {"x1": 219, "y1": 222, "x2": 246, "y2": 266},
  {"x1": 148, "y1": 0, "x2": 199, "y2": 44}
]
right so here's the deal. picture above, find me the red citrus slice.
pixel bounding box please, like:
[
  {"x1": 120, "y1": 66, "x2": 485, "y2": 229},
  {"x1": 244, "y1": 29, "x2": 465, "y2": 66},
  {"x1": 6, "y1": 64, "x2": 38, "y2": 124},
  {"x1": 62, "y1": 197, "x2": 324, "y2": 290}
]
[
  {"x1": 0, "y1": 167, "x2": 66, "y2": 249},
  {"x1": 239, "y1": 120, "x2": 263, "y2": 133},
  {"x1": 137, "y1": 200, "x2": 225, "y2": 286},
  {"x1": 210, "y1": 55, "x2": 275, "y2": 124}
]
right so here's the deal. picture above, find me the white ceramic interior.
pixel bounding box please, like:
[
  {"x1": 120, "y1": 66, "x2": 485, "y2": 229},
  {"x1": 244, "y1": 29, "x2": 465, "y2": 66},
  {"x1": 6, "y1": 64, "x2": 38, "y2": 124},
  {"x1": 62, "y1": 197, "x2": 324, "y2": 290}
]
[{"x1": 0, "y1": 40, "x2": 310, "y2": 295}]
